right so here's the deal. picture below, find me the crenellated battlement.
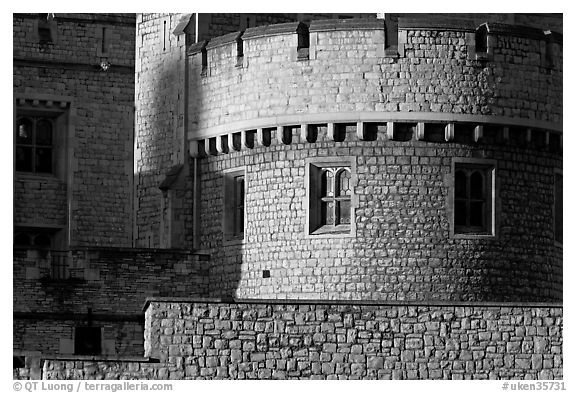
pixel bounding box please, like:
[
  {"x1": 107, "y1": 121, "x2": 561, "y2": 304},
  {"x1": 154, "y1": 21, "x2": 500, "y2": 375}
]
[
  {"x1": 186, "y1": 17, "x2": 562, "y2": 78},
  {"x1": 183, "y1": 17, "x2": 562, "y2": 152}
]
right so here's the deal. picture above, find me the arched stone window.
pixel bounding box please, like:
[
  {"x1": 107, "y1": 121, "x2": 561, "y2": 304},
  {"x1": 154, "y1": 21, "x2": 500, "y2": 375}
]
[
  {"x1": 320, "y1": 169, "x2": 335, "y2": 225},
  {"x1": 336, "y1": 168, "x2": 352, "y2": 225},
  {"x1": 13, "y1": 229, "x2": 56, "y2": 249},
  {"x1": 453, "y1": 161, "x2": 495, "y2": 236},
  {"x1": 475, "y1": 24, "x2": 488, "y2": 54},
  {"x1": 308, "y1": 159, "x2": 355, "y2": 235}
]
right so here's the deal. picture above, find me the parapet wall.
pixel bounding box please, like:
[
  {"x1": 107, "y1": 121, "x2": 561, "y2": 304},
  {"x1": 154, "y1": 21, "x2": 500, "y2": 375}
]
[
  {"x1": 34, "y1": 299, "x2": 563, "y2": 380},
  {"x1": 187, "y1": 18, "x2": 562, "y2": 140}
]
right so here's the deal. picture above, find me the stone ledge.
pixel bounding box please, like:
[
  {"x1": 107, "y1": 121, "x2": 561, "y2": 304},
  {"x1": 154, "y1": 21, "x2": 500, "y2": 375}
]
[
  {"x1": 187, "y1": 40, "x2": 208, "y2": 55},
  {"x1": 41, "y1": 355, "x2": 158, "y2": 362},
  {"x1": 14, "y1": 312, "x2": 144, "y2": 322},
  {"x1": 243, "y1": 22, "x2": 302, "y2": 40},
  {"x1": 485, "y1": 22, "x2": 549, "y2": 40},
  {"x1": 206, "y1": 31, "x2": 243, "y2": 50},
  {"x1": 14, "y1": 13, "x2": 136, "y2": 25},
  {"x1": 310, "y1": 18, "x2": 384, "y2": 32},
  {"x1": 66, "y1": 246, "x2": 210, "y2": 256},
  {"x1": 399, "y1": 17, "x2": 475, "y2": 32},
  {"x1": 143, "y1": 296, "x2": 563, "y2": 312},
  {"x1": 14, "y1": 57, "x2": 135, "y2": 73},
  {"x1": 188, "y1": 111, "x2": 563, "y2": 141}
]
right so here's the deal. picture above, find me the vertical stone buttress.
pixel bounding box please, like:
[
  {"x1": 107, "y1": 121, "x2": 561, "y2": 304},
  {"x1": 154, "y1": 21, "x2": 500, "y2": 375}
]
[{"x1": 135, "y1": 14, "x2": 192, "y2": 248}]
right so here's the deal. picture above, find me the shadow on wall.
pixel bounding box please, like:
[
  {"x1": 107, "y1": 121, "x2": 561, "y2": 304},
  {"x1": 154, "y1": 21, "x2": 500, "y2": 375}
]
[{"x1": 136, "y1": 29, "x2": 187, "y2": 249}]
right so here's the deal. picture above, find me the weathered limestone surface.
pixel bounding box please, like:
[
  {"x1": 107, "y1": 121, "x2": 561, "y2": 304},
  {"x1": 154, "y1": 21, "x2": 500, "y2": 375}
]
[
  {"x1": 36, "y1": 300, "x2": 563, "y2": 380},
  {"x1": 199, "y1": 127, "x2": 561, "y2": 301},
  {"x1": 188, "y1": 27, "x2": 562, "y2": 133}
]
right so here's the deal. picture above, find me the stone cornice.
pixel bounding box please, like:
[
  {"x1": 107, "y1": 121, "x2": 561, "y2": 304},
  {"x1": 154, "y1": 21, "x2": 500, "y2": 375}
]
[
  {"x1": 14, "y1": 57, "x2": 134, "y2": 74},
  {"x1": 143, "y1": 296, "x2": 563, "y2": 312},
  {"x1": 188, "y1": 111, "x2": 562, "y2": 141},
  {"x1": 309, "y1": 18, "x2": 384, "y2": 32}
]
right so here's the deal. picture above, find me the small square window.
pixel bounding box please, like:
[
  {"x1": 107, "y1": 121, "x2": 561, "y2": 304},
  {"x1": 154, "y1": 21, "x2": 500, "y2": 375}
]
[
  {"x1": 452, "y1": 160, "x2": 496, "y2": 237},
  {"x1": 223, "y1": 168, "x2": 246, "y2": 243},
  {"x1": 306, "y1": 158, "x2": 355, "y2": 236},
  {"x1": 74, "y1": 327, "x2": 102, "y2": 356}
]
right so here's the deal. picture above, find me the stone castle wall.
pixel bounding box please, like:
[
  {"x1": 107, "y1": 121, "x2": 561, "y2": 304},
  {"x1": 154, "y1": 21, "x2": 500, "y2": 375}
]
[
  {"x1": 13, "y1": 13, "x2": 135, "y2": 247},
  {"x1": 134, "y1": 14, "x2": 371, "y2": 249},
  {"x1": 187, "y1": 20, "x2": 562, "y2": 137},
  {"x1": 188, "y1": 19, "x2": 562, "y2": 301},
  {"x1": 13, "y1": 247, "x2": 209, "y2": 357},
  {"x1": 198, "y1": 129, "x2": 561, "y2": 301},
  {"x1": 36, "y1": 299, "x2": 563, "y2": 380},
  {"x1": 134, "y1": 14, "x2": 190, "y2": 248},
  {"x1": 14, "y1": 176, "x2": 67, "y2": 227}
]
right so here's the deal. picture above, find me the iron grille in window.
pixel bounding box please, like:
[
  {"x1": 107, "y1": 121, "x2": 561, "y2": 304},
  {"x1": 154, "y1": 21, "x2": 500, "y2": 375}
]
[
  {"x1": 50, "y1": 251, "x2": 70, "y2": 280},
  {"x1": 15, "y1": 116, "x2": 53, "y2": 173}
]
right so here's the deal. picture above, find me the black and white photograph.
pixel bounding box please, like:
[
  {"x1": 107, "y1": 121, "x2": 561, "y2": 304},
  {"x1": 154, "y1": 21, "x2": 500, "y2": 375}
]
[{"x1": 12, "y1": 10, "x2": 565, "y2": 388}]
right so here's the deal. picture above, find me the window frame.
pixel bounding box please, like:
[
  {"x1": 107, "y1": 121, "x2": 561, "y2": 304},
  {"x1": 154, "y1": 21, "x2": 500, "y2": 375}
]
[
  {"x1": 14, "y1": 101, "x2": 69, "y2": 180},
  {"x1": 554, "y1": 169, "x2": 562, "y2": 247},
  {"x1": 15, "y1": 115, "x2": 55, "y2": 174},
  {"x1": 450, "y1": 158, "x2": 497, "y2": 239},
  {"x1": 305, "y1": 156, "x2": 357, "y2": 238},
  {"x1": 222, "y1": 167, "x2": 246, "y2": 245}
]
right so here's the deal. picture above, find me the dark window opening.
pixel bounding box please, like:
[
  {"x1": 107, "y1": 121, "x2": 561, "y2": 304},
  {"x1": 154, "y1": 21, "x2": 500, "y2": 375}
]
[
  {"x1": 13, "y1": 356, "x2": 25, "y2": 369},
  {"x1": 163, "y1": 21, "x2": 167, "y2": 51},
  {"x1": 297, "y1": 23, "x2": 310, "y2": 60},
  {"x1": 555, "y1": 172, "x2": 562, "y2": 244},
  {"x1": 236, "y1": 36, "x2": 244, "y2": 67},
  {"x1": 74, "y1": 327, "x2": 102, "y2": 356},
  {"x1": 101, "y1": 27, "x2": 107, "y2": 54},
  {"x1": 233, "y1": 175, "x2": 245, "y2": 237},
  {"x1": 38, "y1": 14, "x2": 54, "y2": 44},
  {"x1": 545, "y1": 36, "x2": 554, "y2": 68},
  {"x1": 454, "y1": 163, "x2": 494, "y2": 235},
  {"x1": 14, "y1": 230, "x2": 55, "y2": 249},
  {"x1": 14, "y1": 233, "x2": 30, "y2": 247},
  {"x1": 201, "y1": 48, "x2": 208, "y2": 76},
  {"x1": 224, "y1": 169, "x2": 246, "y2": 242},
  {"x1": 475, "y1": 25, "x2": 488, "y2": 54},
  {"x1": 33, "y1": 233, "x2": 51, "y2": 248},
  {"x1": 15, "y1": 116, "x2": 54, "y2": 174}
]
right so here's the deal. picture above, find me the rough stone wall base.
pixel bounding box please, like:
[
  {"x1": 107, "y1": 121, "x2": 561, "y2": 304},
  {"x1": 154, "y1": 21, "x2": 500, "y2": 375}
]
[{"x1": 29, "y1": 299, "x2": 563, "y2": 380}]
